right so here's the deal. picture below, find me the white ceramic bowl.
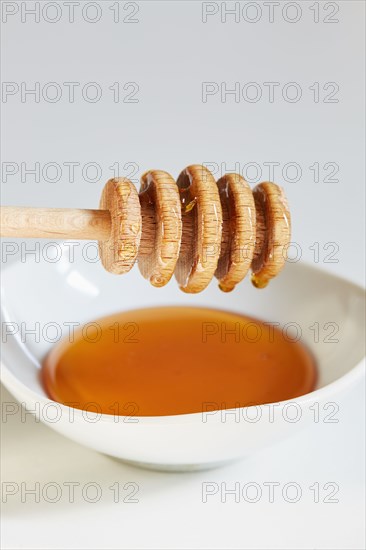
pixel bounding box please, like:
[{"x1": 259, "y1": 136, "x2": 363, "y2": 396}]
[{"x1": 1, "y1": 244, "x2": 365, "y2": 471}]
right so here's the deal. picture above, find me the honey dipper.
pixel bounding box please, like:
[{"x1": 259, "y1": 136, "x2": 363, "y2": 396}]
[{"x1": 0, "y1": 165, "x2": 291, "y2": 293}]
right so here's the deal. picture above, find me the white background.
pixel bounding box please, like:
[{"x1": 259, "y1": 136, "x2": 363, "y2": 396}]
[{"x1": 1, "y1": 1, "x2": 365, "y2": 549}]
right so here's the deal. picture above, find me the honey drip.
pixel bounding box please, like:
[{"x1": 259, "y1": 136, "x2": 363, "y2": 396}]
[{"x1": 42, "y1": 307, "x2": 317, "y2": 417}]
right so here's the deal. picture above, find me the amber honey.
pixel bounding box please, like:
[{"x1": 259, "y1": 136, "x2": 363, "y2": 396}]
[{"x1": 41, "y1": 307, "x2": 317, "y2": 417}]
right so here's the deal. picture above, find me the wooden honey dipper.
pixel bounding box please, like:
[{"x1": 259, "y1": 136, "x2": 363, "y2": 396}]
[{"x1": 0, "y1": 165, "x2": 291, "y2": 293}]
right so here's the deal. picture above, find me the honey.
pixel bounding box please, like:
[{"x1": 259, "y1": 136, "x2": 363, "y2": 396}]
[{"x1": 41, "y1": 307, "x2": 317, "y2": 417}]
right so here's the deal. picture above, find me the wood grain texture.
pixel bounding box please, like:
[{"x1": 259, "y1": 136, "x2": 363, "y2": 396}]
[
  {"x1": 99, "y1": 178, "x2": 141, "y2": 275},
  {"x1": 0, "y1": 207, "x2": 111, "y2": 240},
  {"x1": 251, "y1": 182, "x2": 291, "y2": 288},
  {"x1": 175, "y1": 165, "x2": 223, "y2": 294},
  {"x1": 138, "y1": 170, "x2": 182, "y2": 287},
  {"x1": 215, "y1": 173, "x2": 256, "y2": 292}
]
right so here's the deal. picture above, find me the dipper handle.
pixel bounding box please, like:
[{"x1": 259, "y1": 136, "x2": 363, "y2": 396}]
[{"x1": 0, "y1": 206, "x2": 111, "y2": 241}]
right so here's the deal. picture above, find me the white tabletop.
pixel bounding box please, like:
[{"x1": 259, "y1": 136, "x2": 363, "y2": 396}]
[{"x1": 1, "y1": 381, "x2": 365, "y2": 549}]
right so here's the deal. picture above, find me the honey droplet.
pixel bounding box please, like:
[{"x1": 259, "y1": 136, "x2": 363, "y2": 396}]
[
  {"x1": 183, "y1": 198, "x2": 197, "y2": 213},
  {"x1": 218, "y1": 282, "x2": 235, "y2": 293},
  {"x1": 251, "y1": 273, "x2": 269, "y2": 289}
]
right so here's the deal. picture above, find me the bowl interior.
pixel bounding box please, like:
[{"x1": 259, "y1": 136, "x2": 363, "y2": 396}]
[{"x1": 1, "y1": 243, "x2": 365, "y2": 400}]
